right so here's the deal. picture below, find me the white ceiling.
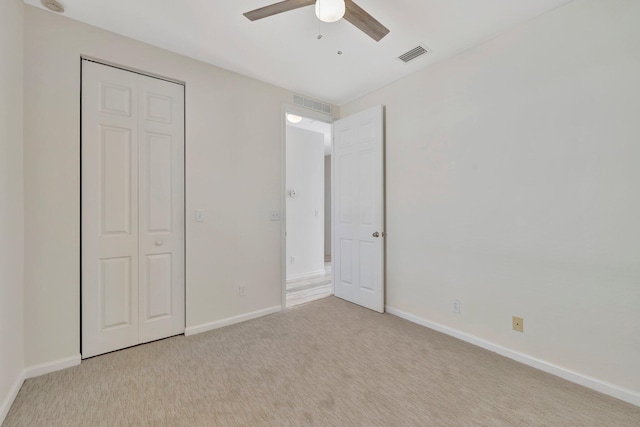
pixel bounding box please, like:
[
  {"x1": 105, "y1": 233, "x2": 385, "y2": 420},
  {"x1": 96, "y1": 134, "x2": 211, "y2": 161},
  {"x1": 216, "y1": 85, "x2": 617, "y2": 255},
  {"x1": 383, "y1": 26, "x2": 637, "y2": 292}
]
[{"x1": 25, "y1": 0, "x2": 573, "y2": 105}]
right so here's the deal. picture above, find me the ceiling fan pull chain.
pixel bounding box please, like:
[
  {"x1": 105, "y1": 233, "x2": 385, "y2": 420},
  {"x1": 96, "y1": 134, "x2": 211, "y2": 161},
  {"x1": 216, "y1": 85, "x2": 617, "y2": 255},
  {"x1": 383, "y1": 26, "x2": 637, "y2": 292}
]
[{"x1": 338, "y1": 16, "x2": 344, "y2": 55}]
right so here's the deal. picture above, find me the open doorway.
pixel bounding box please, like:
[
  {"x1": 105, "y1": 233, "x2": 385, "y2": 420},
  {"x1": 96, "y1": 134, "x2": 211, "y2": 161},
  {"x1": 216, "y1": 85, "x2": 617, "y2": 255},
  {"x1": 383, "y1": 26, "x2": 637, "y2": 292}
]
[{"x1": 284, "y1": 111, "x2": 333, "y2": 308}]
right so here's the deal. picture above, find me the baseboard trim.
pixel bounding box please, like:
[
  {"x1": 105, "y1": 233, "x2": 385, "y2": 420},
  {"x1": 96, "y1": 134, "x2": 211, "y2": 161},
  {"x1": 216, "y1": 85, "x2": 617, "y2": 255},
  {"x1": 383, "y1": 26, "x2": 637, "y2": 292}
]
[
  {"x1": 185, "y1": 305, "x2": 282, "y2": 337},
  {"x1": 2, "y1": 354, "x2": 83, "y2": 423},
  {"x1": 0, "y1": 370, "x2": 25, "y2": 425},
  {"x1": 24, "y1": 354, "x2": 81, "y2": 379},
  {"x1": 386, "y1": 306, "x2": 640, "y2": 408}
]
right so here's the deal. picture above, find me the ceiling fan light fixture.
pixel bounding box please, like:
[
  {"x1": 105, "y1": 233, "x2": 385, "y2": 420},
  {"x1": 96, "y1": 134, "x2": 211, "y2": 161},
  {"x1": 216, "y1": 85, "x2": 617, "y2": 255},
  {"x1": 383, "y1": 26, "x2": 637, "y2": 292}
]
[{"x1": 315, "y1": 0, "x2": 345, "y2": 23}]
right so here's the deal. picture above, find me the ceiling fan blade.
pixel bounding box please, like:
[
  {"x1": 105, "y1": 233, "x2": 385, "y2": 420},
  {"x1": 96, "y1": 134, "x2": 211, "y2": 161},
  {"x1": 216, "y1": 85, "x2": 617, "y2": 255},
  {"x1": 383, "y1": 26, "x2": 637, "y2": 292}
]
[
  {"x1": 244, "y1": 0, "x2": 316, "y2": 21},
  {"x1": 344, "y1": 0, "x2": 390, "y2": 42}
]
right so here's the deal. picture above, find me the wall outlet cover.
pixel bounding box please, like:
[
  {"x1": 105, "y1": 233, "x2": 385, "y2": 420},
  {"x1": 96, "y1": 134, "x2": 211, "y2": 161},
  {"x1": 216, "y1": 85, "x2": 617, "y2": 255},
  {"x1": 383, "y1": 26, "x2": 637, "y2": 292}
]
[{"x1": 512, "y1": 316, "x2": 524, "y2": 332}]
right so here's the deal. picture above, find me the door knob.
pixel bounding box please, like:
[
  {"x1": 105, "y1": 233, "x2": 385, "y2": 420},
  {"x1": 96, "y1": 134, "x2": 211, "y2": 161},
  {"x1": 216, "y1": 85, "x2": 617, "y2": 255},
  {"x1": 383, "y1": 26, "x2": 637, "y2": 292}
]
[
  {"x1": 155, "y1": 240, "x2": 164, "y2": 246},
  {"x1": 372, "y1": 232, "x2": 380, "y2": 238}
]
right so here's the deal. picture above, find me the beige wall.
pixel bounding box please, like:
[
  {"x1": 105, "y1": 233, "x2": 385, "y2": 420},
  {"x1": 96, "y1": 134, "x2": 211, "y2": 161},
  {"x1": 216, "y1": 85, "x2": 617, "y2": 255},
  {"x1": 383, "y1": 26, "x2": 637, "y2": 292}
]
[
  {"x1": 0, "y1": 0, "x2": 24, "y2": 419},
  {"x1": 22, "y1": 6, "x2": 329, "y2": 366},
  {"x1": 342, "y1": 0, "x2": 640, "y2": 394}
]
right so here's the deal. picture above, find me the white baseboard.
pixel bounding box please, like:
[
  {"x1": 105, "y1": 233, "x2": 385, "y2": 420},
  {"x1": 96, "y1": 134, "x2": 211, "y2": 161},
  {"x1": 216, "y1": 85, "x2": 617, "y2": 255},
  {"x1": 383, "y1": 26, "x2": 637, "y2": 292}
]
[
  {"x1": 286, "y1": 270, "x2": 327, "y2": 282},
  {"x1": 1, "y1": 353, "x2": 82, "y2": 424},
  {"x1": 386, "y1": 306, "x2": 640, "y2": 408},
  {"x1": 24, "y1": 354, "x2": 81, "y2": 379},
  {"x1": 0, "y1": 370, "x2": 25, "y2": 425},
  {"x1": 185, "y1": 305, "x2": 282, "y2": 337}
]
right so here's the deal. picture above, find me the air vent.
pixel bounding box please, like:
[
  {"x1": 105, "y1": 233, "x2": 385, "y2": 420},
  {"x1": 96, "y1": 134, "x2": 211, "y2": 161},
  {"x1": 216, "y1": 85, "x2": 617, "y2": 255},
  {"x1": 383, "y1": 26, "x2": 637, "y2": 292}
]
[
  {"x1": 398, "y1": 45, "x2": 431, "y2": 63},
  {"x1": 293, "y1": 95, "x2": 332, "y2": 115}
]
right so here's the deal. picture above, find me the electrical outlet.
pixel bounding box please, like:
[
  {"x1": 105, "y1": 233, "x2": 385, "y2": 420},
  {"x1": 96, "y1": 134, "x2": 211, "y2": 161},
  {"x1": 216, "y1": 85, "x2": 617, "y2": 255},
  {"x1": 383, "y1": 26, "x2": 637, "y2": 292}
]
[
  {"x1": 238, "y1": 286, "x2": 246, "y2": 297},
  {"x1": 290, "y1": 256, "x2": 295, "y2": 264},
  {"x1": 512, "y1": 316, "x2": 524, "y2": 332},
  {"x1": 453, "y1": 300, "x2": 461, "y2": 314},
  {"x1": 270, "y1": 211, "x2": 281, "y2": 221}
]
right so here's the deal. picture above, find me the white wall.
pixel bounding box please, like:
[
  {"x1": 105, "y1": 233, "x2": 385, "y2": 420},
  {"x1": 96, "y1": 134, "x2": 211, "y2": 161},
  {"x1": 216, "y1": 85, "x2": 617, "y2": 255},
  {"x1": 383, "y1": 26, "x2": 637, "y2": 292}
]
[
  {"x1": 324, "y1": 156, "x2": 332, "y2": 258},
  {"x1": 342, "y1": 0, "x2": 640, "y2": 396},
  {"x1": 0, "y1": 0, "x2": 24, "y2": 420},
  {"x1": 22, "y1": 6, "x2": 337, "y2": 367},
  {"x1": 286, "y1": 126, "x2": 325, "y2": 279}
]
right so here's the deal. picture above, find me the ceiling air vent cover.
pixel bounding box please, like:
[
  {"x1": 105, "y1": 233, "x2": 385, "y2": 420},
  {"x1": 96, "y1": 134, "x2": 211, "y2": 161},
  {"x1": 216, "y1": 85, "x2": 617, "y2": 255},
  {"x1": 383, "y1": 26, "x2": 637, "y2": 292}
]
[{"x1": 398, "y1": 45, "x2": 431, "y2": 63}]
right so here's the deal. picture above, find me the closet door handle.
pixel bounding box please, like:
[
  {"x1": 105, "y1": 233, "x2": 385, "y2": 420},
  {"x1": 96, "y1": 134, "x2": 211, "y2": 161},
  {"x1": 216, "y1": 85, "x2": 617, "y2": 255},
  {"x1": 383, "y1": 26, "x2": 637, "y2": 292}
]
[{"x1": 155, "y1": 240, "x2": 164, "y2": 246}]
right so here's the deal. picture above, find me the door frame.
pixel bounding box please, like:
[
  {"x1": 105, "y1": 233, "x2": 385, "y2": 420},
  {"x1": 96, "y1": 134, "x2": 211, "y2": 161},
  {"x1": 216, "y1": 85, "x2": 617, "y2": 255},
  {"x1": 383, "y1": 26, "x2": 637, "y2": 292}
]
[
  {"x1": 280, "y1": 105, "x2": 335, "y2": 309},
  {"x1": 79, "y1": 57, "x2": 187, "y2": 357}
]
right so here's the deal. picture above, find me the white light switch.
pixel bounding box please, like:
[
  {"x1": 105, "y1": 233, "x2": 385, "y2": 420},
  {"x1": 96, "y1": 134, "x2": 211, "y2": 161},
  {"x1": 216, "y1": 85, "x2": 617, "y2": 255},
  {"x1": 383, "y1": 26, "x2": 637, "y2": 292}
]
[
  {"x1": 195, "y1": 209, "x2": 205, "y2": 222},
  {"x1": 270, "y1": 211, "x2": 281, "y2": 221}
]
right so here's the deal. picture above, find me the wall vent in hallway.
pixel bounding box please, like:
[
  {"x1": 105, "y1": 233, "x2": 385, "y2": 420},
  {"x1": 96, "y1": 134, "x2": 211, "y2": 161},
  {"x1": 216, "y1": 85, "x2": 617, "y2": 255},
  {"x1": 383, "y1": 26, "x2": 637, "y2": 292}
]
[{"x1": 293, "y1": 95, "x2": 332, "y2": 115}]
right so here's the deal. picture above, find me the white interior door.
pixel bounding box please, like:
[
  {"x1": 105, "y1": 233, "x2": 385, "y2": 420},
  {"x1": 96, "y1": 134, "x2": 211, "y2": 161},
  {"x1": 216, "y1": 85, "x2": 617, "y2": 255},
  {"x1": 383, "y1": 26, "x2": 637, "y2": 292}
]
[
  {"x1": 333, "y1": 105, "x2": 385, "y2": 313},
  {"x1": 82, "y1": 60, "x2": 185, "y2": 358}
]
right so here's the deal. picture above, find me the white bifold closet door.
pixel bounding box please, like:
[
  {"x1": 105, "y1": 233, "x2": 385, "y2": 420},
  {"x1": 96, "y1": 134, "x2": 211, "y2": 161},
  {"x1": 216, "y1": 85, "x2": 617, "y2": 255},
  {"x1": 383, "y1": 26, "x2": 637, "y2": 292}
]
[{"x1": 82, "y1": 60, "x2": 185, "y2": 358}]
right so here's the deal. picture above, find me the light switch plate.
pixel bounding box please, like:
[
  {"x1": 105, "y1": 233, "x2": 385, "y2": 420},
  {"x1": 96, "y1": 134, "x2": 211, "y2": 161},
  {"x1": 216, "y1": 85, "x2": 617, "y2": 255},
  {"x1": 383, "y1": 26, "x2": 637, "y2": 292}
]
[{"x1": 195, "y1": 209, "x2": 205, "y2": 222}]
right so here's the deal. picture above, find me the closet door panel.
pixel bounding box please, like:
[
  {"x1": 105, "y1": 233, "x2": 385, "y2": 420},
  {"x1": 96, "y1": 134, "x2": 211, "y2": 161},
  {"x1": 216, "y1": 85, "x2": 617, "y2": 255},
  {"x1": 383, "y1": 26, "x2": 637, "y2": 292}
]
[
  {"x1": 138, "y1": 75, "x2": 185, "y2": 343},
  {"x1": 82, "y1": 61, "x2": 140, "y2": 358}
]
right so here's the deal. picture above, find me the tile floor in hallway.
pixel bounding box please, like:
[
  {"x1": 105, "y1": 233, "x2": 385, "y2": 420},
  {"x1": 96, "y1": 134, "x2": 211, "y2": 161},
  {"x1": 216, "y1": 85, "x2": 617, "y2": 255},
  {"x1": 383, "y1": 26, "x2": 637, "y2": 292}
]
[{"x1": 286, "y1": 261, "x2": 332, "y2": 307}]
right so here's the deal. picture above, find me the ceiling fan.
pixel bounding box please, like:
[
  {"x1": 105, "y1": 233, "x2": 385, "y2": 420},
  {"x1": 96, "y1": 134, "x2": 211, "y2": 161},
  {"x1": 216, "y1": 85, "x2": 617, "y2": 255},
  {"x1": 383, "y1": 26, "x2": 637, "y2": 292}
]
[{"x1": 243, "y1": 0, "x2": 390, "y2": 42}]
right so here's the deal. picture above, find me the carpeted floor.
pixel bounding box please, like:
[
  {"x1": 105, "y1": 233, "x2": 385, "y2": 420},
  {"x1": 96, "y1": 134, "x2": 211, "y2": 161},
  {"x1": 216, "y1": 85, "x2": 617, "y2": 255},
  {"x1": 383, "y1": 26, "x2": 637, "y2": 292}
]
[{"x1": 4, "y1": 297, "x2": 640, "y2": 426}]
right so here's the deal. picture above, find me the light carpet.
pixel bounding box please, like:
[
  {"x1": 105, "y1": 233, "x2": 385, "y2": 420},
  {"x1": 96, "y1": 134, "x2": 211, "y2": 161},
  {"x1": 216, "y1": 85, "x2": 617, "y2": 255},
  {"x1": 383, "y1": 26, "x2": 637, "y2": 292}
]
[{"x1": 4, "y1": 297, "x2": 640, "y2": 426}]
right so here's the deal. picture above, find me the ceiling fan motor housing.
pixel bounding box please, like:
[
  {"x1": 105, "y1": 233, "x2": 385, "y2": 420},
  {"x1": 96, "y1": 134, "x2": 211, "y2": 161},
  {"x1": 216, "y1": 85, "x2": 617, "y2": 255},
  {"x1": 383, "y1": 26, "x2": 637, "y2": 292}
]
[{"x1": 315, "y1": 0, "x2": 346, "y2": 23}]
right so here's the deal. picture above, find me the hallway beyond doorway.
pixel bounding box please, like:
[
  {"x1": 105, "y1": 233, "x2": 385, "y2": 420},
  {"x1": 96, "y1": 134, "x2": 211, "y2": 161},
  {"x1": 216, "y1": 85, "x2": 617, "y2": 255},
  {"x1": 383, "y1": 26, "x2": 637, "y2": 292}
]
[{"x1": 286, "y1": 260, "x2": 332, "y2": 307}]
